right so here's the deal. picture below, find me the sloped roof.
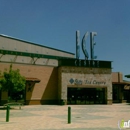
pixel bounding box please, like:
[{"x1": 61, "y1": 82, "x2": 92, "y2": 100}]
[{"x1": 0, "y1": 34, "x2": 74, "y2": 55}]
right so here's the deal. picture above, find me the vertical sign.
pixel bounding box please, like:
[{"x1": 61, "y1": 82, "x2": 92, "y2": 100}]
[
  {"x1": 90, "y1": 32, "x2": 97, "y2": 60},
  {"x1": 82, "y1": 32, "x2": 89, "y2": 60},
  {"x1": 76, "y1": 30, "x2": 97, "y2": 60},
  {"x1": 76, "y1": 30, "x2": 80, "y2": 59}
]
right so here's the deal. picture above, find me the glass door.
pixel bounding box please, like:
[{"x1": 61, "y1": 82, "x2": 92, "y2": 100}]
[{"x1": 67, "y1": 87, "x2": 106, "y2": 105}]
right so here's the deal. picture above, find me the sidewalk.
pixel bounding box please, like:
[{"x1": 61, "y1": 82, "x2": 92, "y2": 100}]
[{"x1": 0, "y1": 103, "x2": 130, "y2": 130}]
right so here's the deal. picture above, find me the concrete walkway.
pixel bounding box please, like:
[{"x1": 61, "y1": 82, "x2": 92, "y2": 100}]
[{"x1": 0, "y1": 103, "x2": 130, "y2": 130}]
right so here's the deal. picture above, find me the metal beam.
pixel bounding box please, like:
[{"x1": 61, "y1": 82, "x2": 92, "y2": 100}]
[{"x1": 0, "y1": 49, "x2": 73, "y2": 60}]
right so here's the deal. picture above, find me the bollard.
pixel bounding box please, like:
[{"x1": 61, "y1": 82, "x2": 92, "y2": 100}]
[
  {"x1": 68, "y1": 106, "x2": 71, "y2": 124},
  {"x1": 6, "y1": 105, "x2": 10, "y2": 122}
]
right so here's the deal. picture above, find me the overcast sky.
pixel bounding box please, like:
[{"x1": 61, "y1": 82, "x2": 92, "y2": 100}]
[{"x1": 0, "y1": 0, "x2": 130, "y2": 79}]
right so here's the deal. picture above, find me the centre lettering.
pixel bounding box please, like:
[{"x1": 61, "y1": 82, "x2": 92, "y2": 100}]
[{"x1": 74, "y1": 59, "x2": 99, "y2": 67}]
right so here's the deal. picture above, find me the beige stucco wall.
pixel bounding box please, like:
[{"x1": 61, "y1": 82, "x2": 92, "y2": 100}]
[{"x1": 58, "y1": 67, "x2": 112, "y2": 104}]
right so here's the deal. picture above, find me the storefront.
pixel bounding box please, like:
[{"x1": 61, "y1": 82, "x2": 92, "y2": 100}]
[
  {"x1": 0, "y1": 34, "x2": 119, "y2": 105},
  {"x1": 112, "y1": 73, "x2": 130, "y2": 103},
  {"x1": 58, "y1": 59, "x2": 112, "y2": 105},
  {"x1": 67, "y1": 87, "x2": 106, "y2": 104}
]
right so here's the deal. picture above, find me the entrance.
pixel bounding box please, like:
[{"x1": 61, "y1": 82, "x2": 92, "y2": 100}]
[{"x1": 67, "y1": 87, "x2": 106, "y2": 104}]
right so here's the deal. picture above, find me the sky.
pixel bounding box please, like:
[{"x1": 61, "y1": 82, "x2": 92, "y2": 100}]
[{"x1": 0, "y1": 0, "x2": 130, "y2": 80}]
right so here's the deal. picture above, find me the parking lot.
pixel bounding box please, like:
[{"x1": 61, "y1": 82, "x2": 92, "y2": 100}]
[{"x1": 0, "y1": 103, "x2": 130, "y2": 130}]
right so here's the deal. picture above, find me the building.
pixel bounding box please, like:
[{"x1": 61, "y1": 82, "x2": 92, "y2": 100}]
[
  {"x1": 112, "y1": 72, "x2": 130, "y2": 103},
  {"x1": 0, "y1": 34, "x2": 129, "y2": 105}
]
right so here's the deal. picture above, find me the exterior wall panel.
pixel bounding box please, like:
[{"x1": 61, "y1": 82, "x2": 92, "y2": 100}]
[
  {"x1": 112, "y1": 72, "x2": 123, "y2": 82},
  {"x1": 58, "y1": 67, "x2": 112, "y2": 105},
  {"x1": 0, "y1": 62, "x2": 58, "y2": 105},
  {"x1": 0, "y1": 55, "x2": 58, "y2": 66},
  {"x1": 0, "y1": 35, "x2": 74, "y2": 58}
]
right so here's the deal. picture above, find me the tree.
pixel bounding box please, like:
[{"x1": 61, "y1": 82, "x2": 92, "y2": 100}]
[{"x1": 0, "y1": 64, "x2": 26, "y2": 101}]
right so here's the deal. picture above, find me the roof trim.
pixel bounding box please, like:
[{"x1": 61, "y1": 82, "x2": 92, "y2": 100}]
[
  {"x1": 0, "y1": 76, "x2": 40, "y2": 83},
  {"x1": 112, "y1": 81, "x2": 130, "y2": 85},
  {"x1": 0, "y1": 34, "x2": 75, "y2": 55},
  {"x1": 26, "y1": 77, "x2": 40, "y2": 83},
  {"x1": 125, "y1": 74, "x2": 130, "y2": 78},
  {"x1": 0, "y1": 49, "x2": 74, "y2": 60}
]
